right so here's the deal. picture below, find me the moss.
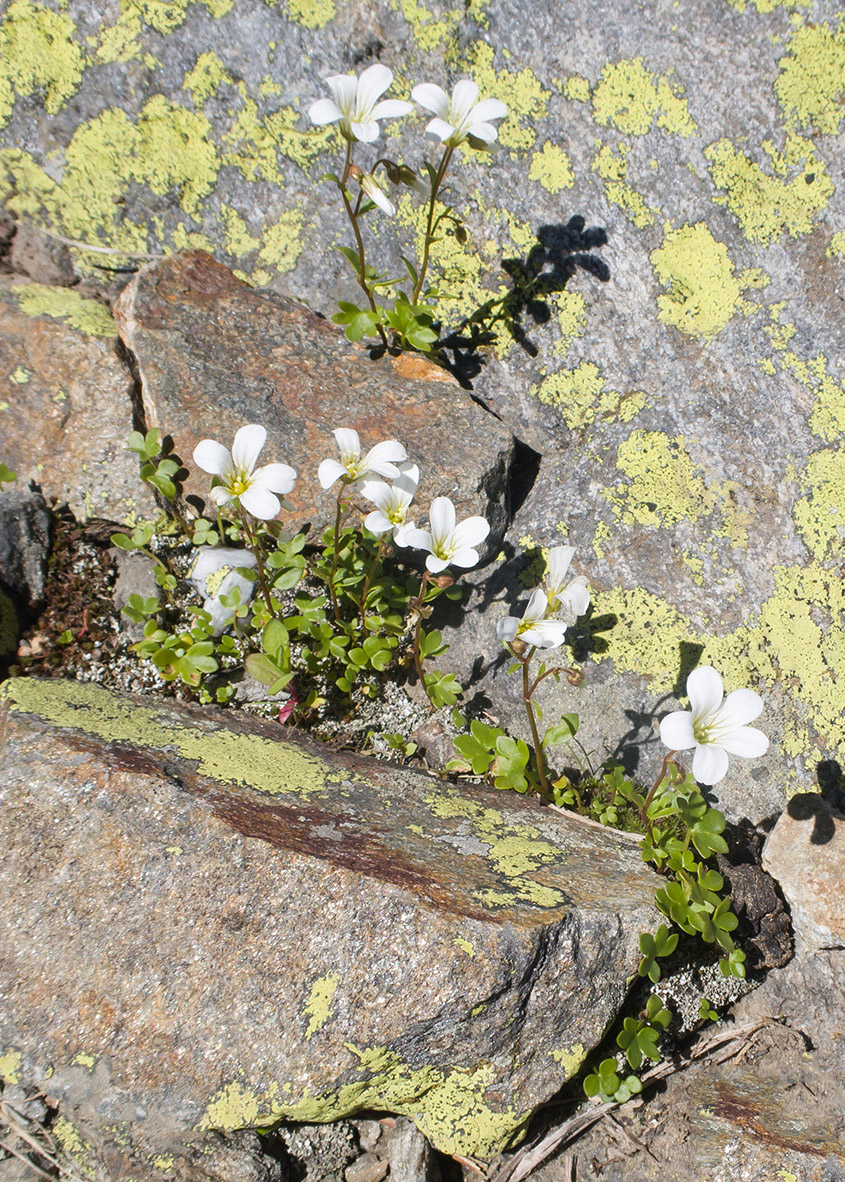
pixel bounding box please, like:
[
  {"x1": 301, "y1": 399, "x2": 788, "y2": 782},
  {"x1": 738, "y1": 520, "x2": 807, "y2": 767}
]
[
  {"x1": 528, "y1": 142, "x2": 574, "y2": 193},
  {"x1": 651, "y1": 222, "x2": 750, "y2": 339},
  {"x1": 0, "y1": 0, "x2": 86, "y2": 128},
  {"x1": 1, "y1": 678, "x2": 349, "y2": 800},
  {"x1": 303, "y1": 973, "x2": 341, "y2": 1038},
  {"x1": 705, "y1": 135, "x2": 833, "y2": 244},
  {"x1": 591, "y1": 57, "x2": 696, "y2": 136},
  {"x1": 13, "y1": 283, "x2": 117, "y2": 337},
  {"x1": 775, "y1": 23, "x2": 845, "y2": 136}
]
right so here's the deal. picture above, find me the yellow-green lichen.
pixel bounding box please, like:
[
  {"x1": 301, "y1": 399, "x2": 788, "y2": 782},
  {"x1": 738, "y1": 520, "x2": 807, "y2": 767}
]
[
  {"x1": 221, "y1": 206, "x2": 261, "y2": 259},
  {"x1": 549, "y1": 1043, "x2": 586, "y2": 1077},
  {"x1": 528, "y1": 142, "x2": 574, "y2": 193},
  {"x1": 553, "y1": 289, "x2": 587, "y2": 357},
  {"x1": 0, "y1": 1048, "x2": 22, "y2": 1084},
  {"x1": 827, "y1": 232, "x2": 845, "y2": 259},
  {"x1": 253, "y1": 208, "x2": 306, "y2": 283},
  {"x1": 651, "y1": 221, "x2": 751, "y2": 339},
  {"x1": 53, "y1": 1116, "x2": 96, "y2": 1181},
  {"x1": 9, "y1": 366, "x2": 30, "y2": 384},
  {"x1": 303, "y1": 973, "x2": 341, "y2": 1038},
  {"x1": 454, "y1": 937, "x2": 476, "y2": 957},
  {"x1": 592, "y1": 521, "x2": 612, "y2": 560},
  {"x1": 705, "y1": 135, "x2": 834, "y2": 244},
  {"x1": 606, "y1": 431, "x2": 713, "y2": 529},
  {"x1": 724, "y1": 0, "x2": 808, "y2": 11},
  {"x1": 0, "y1": 0, "x2": 86, "y2": 129},
  {"x1": 1, "y1": 678, "x2": 348, "y2": 800},
  {"x1": 775, "y1": 23, "x2": 845, "y2": 136},
  {"x1": 200, "y1": 1044, "x2": 527, "y2": 1158},
  {"x1": 424, "y1": 794, "x2": 565, "y2": 910},
  {"x1": 184, "y1": 50, "x2": 232, "y2": 105},
  {"x1": 396, "y1": 0, "x2": 490, "y2": 54},
  {"x1": 72, "y1": 1052, "x2": 96, "y2": 1070},
  {"x1": 463, "y1": 41, "x2": 550, "y2": 153},
  {"x1": 13, "y1": 283, "x2": 117, "y2": 337},
  {"x1": 591, "y1": 58, "x2": 697, "y2": 136},
  {"x1": 151, "y1": 1154, "x2": 175, "y2": 1171},
  {"x1": 792, "y1": 448, "x2": 845, "y2": 561},
  {"x1": 286, "y1": 0, "x2": 336, "y2": 28},
  {"x1": 531, "y1": 362, "x2": 645, "y2": 431},
  {"x1": 591, "y1": 143, "x2": 656, "y2": 228},
  {"x1": 780, "y1": 351, "x2": 845, "y2": 442},
  {"x1": 563, "y1": 75, "x2": 591, "y2": 103}
]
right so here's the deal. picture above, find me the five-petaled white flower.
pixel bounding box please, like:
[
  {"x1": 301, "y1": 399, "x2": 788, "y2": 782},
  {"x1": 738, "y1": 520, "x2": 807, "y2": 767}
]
[
  {"x1": 193, "y1": 424, "x2": 296, "y2": 521},
  {"x1": 361, "y1": 463, "x2": 419, "y2": 540},
  {"x1": 189, "y1": 547, "x2": 258, "y2": 636},
  {"x1": 543, "y1": 545, "x2": 590, "y2": 624},
  {"x1": 659, "y1": 665, "x2": 769, "y2": 786},
  {"x1": 318, "y1": 428, "x2": 407, "y2": 489},
  {"x1": 497, "y1": 588, "x2": 569, "y2": 650},
  {"x1": 411, "y1": 78, "x2": 507, "y2": 147},
  {"x1": 402, "y1": 496, "x2": 490, "y2": 573},
  {"x1": 309, "y1": 63, "x2": 412, "y2": 143}
]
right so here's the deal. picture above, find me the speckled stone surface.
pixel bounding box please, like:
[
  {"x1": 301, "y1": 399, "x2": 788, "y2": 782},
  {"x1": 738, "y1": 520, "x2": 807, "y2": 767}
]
[
  {"x1": 0, "y1": 676, "x2": 659, "y2": 1162},
  {"x1": 1, "y1": 0, "x2": 841, "y2": 819},
  {"x1": 113, "y1": 249, "x2": 516, "y2": 543},
  {"x1": 0, "y1": 275, "x2": 153, "y2": 522}
]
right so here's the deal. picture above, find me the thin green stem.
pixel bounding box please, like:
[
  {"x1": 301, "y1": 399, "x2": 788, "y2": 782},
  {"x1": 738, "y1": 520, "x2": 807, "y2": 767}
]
[
  {"x1": 359, "y1": 535, "x2": 387, "y2": 616},
  {"x1": 411, "y1": 571, "x2": 434, "y2": 700},
  {"x1": 239, "y1": 507, "x2": 276, "y2": 618},
  {"x1": 338, "y1": 142, "x2": 388, "y2": 349},
  {"x1": 411, "y1": 145, "x2": 454, "y2": 305},
  {"x1": 326, "y1": 491, "x2": 344, "y2": 620},
  {"x1": 522, "y1": 647, "x2": 551, "y2": 799},
  {"x1": 639, "y1": 749, "x2": 676, "y2": 838}
]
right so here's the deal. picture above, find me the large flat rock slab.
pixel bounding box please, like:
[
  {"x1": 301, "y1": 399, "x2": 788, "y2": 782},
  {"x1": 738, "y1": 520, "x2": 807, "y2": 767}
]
[
  {"x1": 113, "y1": 251, "x2": 516, "y2": 546},
  {"x1": 0, "y1": 276, "x2": 152, "y2": 522},
  {"x1": 0, "y1": 677, "x2": 658, "y2": 1162}
]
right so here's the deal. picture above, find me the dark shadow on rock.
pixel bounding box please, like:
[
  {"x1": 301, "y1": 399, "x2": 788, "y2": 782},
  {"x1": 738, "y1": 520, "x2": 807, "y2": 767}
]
[
  {"x1": 507, "y1": 438, "x2": 542, "y2": 517},
  {"x1": 787, "y1": 792, "x2": 837, "y2": 845},
  {"x1": 817, "y1": 759, "x2": 845, "y2": 811},
  {"x1": 604, "y1": 691, "x2": 677, "y2": 779},
  {"x1": 436, "y1": 214, "x2": 610, "y2": 387},
  {"x1": 674, "y1": 640, "x2": 705, "y2": 699}
]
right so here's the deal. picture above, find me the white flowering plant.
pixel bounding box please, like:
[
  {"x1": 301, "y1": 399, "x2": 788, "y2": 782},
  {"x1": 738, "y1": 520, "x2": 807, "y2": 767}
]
[
  {"x1": 113, "y1": 423, "x2": 480, "y2": 711},
  {"x1": 308, "y1": 65, "x2": 507, "y2": 355}
]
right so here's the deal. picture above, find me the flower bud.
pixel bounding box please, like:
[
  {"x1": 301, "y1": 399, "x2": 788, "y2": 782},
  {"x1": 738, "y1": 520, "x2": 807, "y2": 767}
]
[{"x1": 347, "y1": 163, "x2": 363, "y2": 181}]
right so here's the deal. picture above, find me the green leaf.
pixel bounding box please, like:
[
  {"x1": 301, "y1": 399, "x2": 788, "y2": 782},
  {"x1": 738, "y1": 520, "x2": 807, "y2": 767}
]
[
  {"x1": 0, "y1": 462, "x2": 16, "y2": 485},
  {"x1": 542, "y1": 713, "x2": 580, "y2": 747}
]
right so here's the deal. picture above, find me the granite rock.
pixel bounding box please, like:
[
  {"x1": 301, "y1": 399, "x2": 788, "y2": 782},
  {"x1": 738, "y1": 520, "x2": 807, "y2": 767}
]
[
  {"x1": 0, "y1": 677, "x2": 659, "y2": 1163},
  {"x1": 113, "y1": 250, "x2": 517, "y2": 551}
]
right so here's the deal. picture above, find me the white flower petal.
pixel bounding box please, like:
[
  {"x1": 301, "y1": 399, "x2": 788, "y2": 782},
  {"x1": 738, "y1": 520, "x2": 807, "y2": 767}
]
[
  {"x1": 193, "y1": 439, "x2": 232, "y2": 477},
  {"x1": 686, "y1": 665, "x2": 725, "y2": 720},
  {"x1": 209, "y1": 485, "x2": 236, "y2": 506},
  {"x1": 401, "y1": 526, "x2": 431, "y2": 552},
  {"x1": 497, "y1": 616, "x2": 519, "y2": 642},
  {"x1": 239, "y1": 484, "x2": 281, "y2": 520},
  {"x1": 428, "y1": 496, "x2": 457, "y2": 543},
  {"x1": 333, "y1": 427, "x2": 361, "y2": 461},
  {"x1": 720, "y1": 726, "x2": 769, "y2": 759},
  {"x1": 393, "y1": 521, "x2": 415, "y2": 546},
  {"x1": 360, "y1": 478, "x2": 392, "y2": 507},
  {"x1": 308, "y1": 98, "x2": 342, "y2": 125},
  {"x1": 451, "y1": 78, "x2": 480, "y2": 119},
  {"x1": 546, "y1": 545, "x2": 574, "y2": 590},
  {"x1": 520, "y1": 620, "x2": 568, "y2": 649},
  {"x1": 452, "y1": 515, "x2": 491, "y2": 552},
  {"x1": 523, "y1": 587, "x2": 548, "y2": 623},
  {"x1": 356, "y1": 63, "x2": 393, "y2": 110},
  {"x1": 318, "y1": 458, "x2": 346, "y2": 489},
  {"x1": 692, "y1": 743, "x2": 730, "y2": 786},
  {"x1": 349, "y1": 120, "x2": 380, "y2": 142},
  {"x1": 425, "y1": 553, "x2": 451, "y2": 573},
  {"x1": 252, "y1": 462, "x2": 296, "y2": 495},
  {"x1": 471, "y1": 98, "x2": 508, "y2": 123},
  {"x1": 371, "y1": 99, "x2": 413, "y2": 120},
  {"x1": 448, "y1": 546, "x2": 481, "y2": 569},
  {"x1": 231, "y1": 424, "x2": 266, "y2": 472},
  {"x1": 326, "y1": 73, "x2": 357, "y2": 113},
  {"x1": 425, "y1": 116, "x2": 456, "y2": 143},
  {"x1": 364, "y1": 509, "x2": 393, "y2": 535},
  {"x1": 363, "y1": 439, "x2": 407, "y2": 469},
  {"x1": 718, "y1": 687, "x2": 764, "y2": 728},
  {"x1": 411, "y1": 82, "x2": 450, "y2": 116},
  {"x1": 361, "y1": 175, "x2": 395, "y2": 216},
  {"x1": 558, "y1": 576, "x2": 590, "y2": 622},
  {"x1": 467, "y1": 121, "x2": 499, "y2": 143},
  {"x1": 659, "y1": 710, "x2": 696, "y2": 751}
]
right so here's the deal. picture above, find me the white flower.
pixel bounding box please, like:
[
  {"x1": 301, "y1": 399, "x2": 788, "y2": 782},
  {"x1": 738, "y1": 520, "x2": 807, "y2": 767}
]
[
  {"x1": 497, "y1": 588, "x2": 569, "y2": 650},
  {"x1": 361, "y1": 463, "x2": 419, "y2": 540},
  {"x1": 318, "y1": 428, "x2": 407, "y2": 489},
  {"x1": 543, "y1": 545, "x2": 590, "y2": 624},
  {"x1": 189, "y1": 547, "x2": 258, "y2": 635},
  {"x1": 360, "y1": 172, "x2": 395, "y2": 217},
  {"x1": 402, "y1": 496, "x2": 490, "y2": 573},
  {"x1": 659, "y1": 665, "x2": 769, "y2": 786},
  {"x1": 411, "y1": 78, "x2": 507, "y2": 147},
  {"x1": 309, "y1": 63, "x2": 412, "y2": 142},
  {"x1": 193, "y1": 424, "x2": 296, "y2": 521}
]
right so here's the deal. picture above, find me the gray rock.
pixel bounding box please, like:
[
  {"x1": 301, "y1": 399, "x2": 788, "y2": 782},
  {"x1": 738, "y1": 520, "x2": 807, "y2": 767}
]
[
  {"x1": 0, "y1": 487, "x2": 50, "y2": 606},
  {"x1": 9, "y1": 223, "x2": 75, "y2": 287},
  {"x1": 112, "y1": 251, "x2": 516, "y2": 554},
  {"x1": 344, "y1": 1152, "x2": 387, "y2": 1182},
  {"x1": 385, "y1": 1118, "x2": 440, "y2": 1182},
  {"x1": 279, "y1": 1122, "x2": 357, "y2": 1182},
  {"x1": 0, "y1": 676, "x2": 660, "y2": 1164},
  {"x1": 111, "y1": 547, "x2": 160, "y2": 640}
]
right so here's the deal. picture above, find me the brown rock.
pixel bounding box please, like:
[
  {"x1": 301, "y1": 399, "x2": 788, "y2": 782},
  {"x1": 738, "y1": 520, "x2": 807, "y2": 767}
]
[
  {"x1": 762, "y1": 795, "x2": 845, "y2": 951},
  {"x1": 9, "y1": 224, "x2": 75, "y2": 287},
  {"x1": 113, "y1": 251, "x2": 516, "y2": 549},
  {"x1": 345, "y1": 1153, "x2": 388, "y2": 1182},
  {"x1": 0, "y1": 677, "x2": 660, "y2": 1163},
  {"x1": 0, "y1": 276, "x2": 154, "y2": 522}
]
